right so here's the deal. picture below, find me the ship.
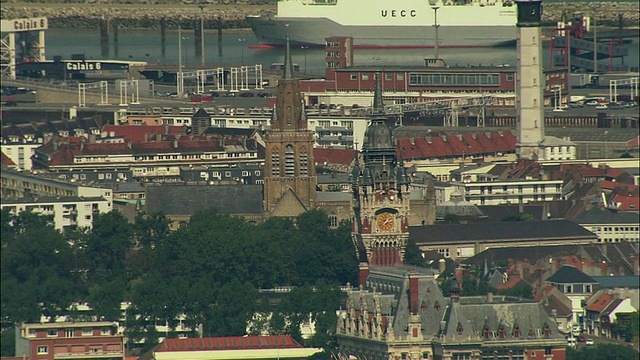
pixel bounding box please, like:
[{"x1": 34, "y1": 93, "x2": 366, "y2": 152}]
[{"x1": 247, "y1": 0, "x2": 518, "y2": 48}]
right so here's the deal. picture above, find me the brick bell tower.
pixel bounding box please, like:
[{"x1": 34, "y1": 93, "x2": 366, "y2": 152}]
[
  {"x1": 263, "y1": 36, "x2": 317, "y2": 213},
  {"x1": 351, "y1": 72, "x2": 411, "y2": 274}
]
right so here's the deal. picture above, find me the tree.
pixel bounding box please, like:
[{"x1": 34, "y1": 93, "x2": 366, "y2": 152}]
[
  {"x1": 500, "y1": 213, "x2": 535, "y2": 222},
  {"x1": 566, "y1": 343, "x2": 637, "y2": 360},
  {"x1": 0, "y1": 327, "x2": 16, "y2": 357},
  {"x1": 204, "y1": 278, "x2": 258, "y2": 336},
  {"x1": 404, "y1": 238, "x2": 424, "y2": 266},
  {"x1": 1, "y1": 211, "x2": 79, "y2": 323}
]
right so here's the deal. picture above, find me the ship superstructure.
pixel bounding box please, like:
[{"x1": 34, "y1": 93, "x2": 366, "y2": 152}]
[{"x1": 247, "y1": 0, "x2": 517, "y2": 47}]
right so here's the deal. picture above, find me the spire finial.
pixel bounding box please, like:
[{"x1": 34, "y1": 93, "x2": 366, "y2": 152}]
[
  {"x1": 373, "y1": 71, "x2": 383, "y2": 113},
  {"x1": 283, "y1": 34, "x2": 294, "y2": 79}
]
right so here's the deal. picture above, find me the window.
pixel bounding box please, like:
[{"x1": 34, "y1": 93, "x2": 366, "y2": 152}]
[
  {"x1": 397, "y1": 73, "x2": 404, "y2": 80},
  {"x1": 385, "y1": 73, "x2": 393, "y2": 81},
  {"x1": 457, "y1": 322, "x2": 464, "y2": 335},
  {"x1": 242, "y1": 171, "x2": 249, "y2": 177},
  {"x1": 271, "y1": 153, "x2": 280, "y2": 176},
  {"x1": 300, "y1": 150, "x2": 308, "y2": 176},
  {"x1": 82, "y1": 328, "x2": 92, "y2": 336},
  {"x1": 434, "y1": 301, "x2": 440, "y2": 311},
  {"x1": 285, "y1": 145, "x2": 295, "y2": 177},
  {"x1": 254, "y1": 170, "x2": 261, "y2": 176},
  {"x1": 47, "y1": 329, "x2": 58, "y2": 337},
  {"x1": 37, "y1": 346, "x2": 48, "y2": 354},
  {"x1": 328, "y1": 214, "x2": 338, "y2": 228},
  {"x1": 350, "y1": 73, "x2": 357, "y2": 80},
  {"x1": 362, "y1": 73, "x2": 369, "y2": 80},
  {"x1": 66, "y1": 329, "x2": 75, "y2": 337}
]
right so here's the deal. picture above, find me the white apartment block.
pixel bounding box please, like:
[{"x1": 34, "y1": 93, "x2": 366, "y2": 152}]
[
  {"x1": 573, "y1": 208, "x2": 640, "y2": 243},
  {"x1": 1, "y1": 196, "x2": 112, "y2": 231},
  {"x1": 462, "y1": 179, "x2": 564, "y2": 205}
]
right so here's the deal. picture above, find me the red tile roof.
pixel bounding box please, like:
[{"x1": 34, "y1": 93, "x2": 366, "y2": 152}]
[
  {"x1": 626, "y1": 135, "x2": 639, "y2": 149},
  {"x1": 397, "y1": 131, "x2": 516, "y2": 160},
  {"x1": 156, "y1": 335, "x2": 303, "y2": 352},
  {"x1": 1, "y1": 151, "x2": 16, "y2": 167},
  {"x1": 313, "y1": 147, "x2": 356, "y2": 166},
  {"x1": 103, "y1": 125, "x2": 186, "y2": 143},
  {"x1": 587, "y1": 293, "x2": 613, "y2": 312},
  {"x1": 495, "y1": 276, "x2": 524, "y2": 290},
  {"x1": 612, "y1": 193, "x2": 639, "y2": 211}
]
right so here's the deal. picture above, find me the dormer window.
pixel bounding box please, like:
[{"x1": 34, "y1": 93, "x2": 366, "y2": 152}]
[
  {"x1": 512, "y1": 326, "x2": 521, "y2": 338},
  {"x1": 543, "y1": 324, "x2": 551, "y2": 338},
  {"x1": 421, "y1": 300, "x2": 427, "y2": 313},
  {"x1": 483, "y1": 328, "x2": 491, "y2": 339},
  {"x1": 434, "y1": 301, "x2": 440, "y2": 311},
  {"x1": 528, "y1": 328, "x2": 535, "y2": 337},
  {"x1": 498, "y1": 326, "x2": 506, "y2": 339},
  {"x1": 457, "y1": 322, "x2": 464, "y2": 335}
]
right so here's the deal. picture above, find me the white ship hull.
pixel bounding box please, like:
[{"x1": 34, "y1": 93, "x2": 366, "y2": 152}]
[{"x1": 247, "y1": 0, "x2": 517, "y2": 47}]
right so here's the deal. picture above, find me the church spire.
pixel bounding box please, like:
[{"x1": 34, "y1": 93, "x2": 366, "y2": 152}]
[
  {"x1": 283, "y1": 35, "x2": 294, "y2": 79},
  {"x1": 372, "y1": 71, "x2": 384, "y2": 115}
]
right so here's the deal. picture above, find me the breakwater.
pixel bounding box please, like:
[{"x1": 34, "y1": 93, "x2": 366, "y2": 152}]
[{"x1": 1, "y1": 1, "x2": 638, "y2": 29}]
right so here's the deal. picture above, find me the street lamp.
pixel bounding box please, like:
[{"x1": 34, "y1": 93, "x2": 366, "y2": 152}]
[
  {"x1": 238, "y1": 38, "x2": 246, "y2": 66},
  {"x1": 301, "y1": 45, "x2": 308, "y2": 74},
  {"x1": 428, "y1": 0, "x2": 440, "y2": 60}
]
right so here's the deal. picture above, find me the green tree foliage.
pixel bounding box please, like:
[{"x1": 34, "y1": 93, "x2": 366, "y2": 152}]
[
  {"x1": 403, "y1": 237, "x2": 424, "y2": 267},
  {"x1": 0, "y1": 327, "x2": 16, "y2": 357},
  {"x1": 1, "y1": 211, "x2": 79, "y2": 323},
  {"x1": 2, "y1": 207, "x2": 356, "y2": 352},
  {"x1": 611, "y1": 311, "x2": 639, "y2": 342},
  {"x1": 566, "y1": 343, "x2": 638, "y2": 360},
  {"x1": 500, "y1": 213, "x2": 535, "y2": 222}
]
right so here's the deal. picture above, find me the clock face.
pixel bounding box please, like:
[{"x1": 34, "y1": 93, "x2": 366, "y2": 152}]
[{"x1": 376, "y1": 213, "x2": 394, "y2": 231}]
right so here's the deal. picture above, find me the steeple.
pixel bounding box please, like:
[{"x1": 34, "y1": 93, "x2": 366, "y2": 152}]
[
  {"x1": 283, "y1": 35, "x2": 294, "y2": 79},
  {"x1": 372, "y1": 71, "x2": 384, "y2": 115}
]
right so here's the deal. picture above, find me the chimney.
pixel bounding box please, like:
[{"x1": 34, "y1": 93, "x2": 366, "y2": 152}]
[
  {"x1": 358, "y1": 262, "x2": 370, "y2": 288},
  {"x1": 126, "y1": 139, "x2": 132, "y2": 149},
  {"x1": 438, "y1": 259, "x2": 446, "y2": 274},
  {"x1": 409, "y1": 272, "x2": 419, "y2": 315}
]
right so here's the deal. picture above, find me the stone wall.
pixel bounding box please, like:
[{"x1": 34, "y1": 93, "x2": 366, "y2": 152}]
[{"x1": 1, "y1": 2, "x2": 638, "y2": 29}]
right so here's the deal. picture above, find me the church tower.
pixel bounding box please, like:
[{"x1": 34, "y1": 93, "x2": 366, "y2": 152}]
[
  {"x1": 263, "y1": 36, "x2": 317, "y2": 213},
  {"x1": 351, "y1": 72, "x2": 411, "y2": 268}
]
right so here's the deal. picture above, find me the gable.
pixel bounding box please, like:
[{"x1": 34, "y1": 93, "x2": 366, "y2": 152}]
[{"x1": 269, "y1": 188, "x2": 308, "y2": 217}]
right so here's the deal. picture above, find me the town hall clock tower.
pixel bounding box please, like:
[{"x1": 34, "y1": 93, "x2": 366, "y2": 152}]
[{"x1": 351, "y1": 72, "x2": 411, "y2": 271}]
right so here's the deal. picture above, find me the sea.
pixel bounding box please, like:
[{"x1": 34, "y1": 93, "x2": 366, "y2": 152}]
[{"x1": 45, "y1": 28, "x2": 639, "y2": 74}]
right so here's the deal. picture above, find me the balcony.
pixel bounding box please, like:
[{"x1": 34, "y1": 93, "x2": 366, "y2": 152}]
[{"x1": 55, "y1": 350, "x2": 123, "y2": 359}]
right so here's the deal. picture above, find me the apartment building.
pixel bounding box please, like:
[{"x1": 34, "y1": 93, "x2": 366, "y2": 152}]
[{"x1": 14, "y1": 321, "x2": 124, "y2": 360}]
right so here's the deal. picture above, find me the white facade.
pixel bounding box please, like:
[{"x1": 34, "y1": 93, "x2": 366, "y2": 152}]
[
  {"x1": 540, "y1": 136, "x2": 577, "y2": 161},
  {"x1": 462, "y1": 179, "x2": 563, "y2": 205},
  {"x1": 583, "y1": 224, "x2": 640, "y2": 243},
  {"x1": 1, "y1": 196, "x2": 112, "y2": 231},
  {"x1": 1, "y1": 143, "x2": 39, "y2": 170}
]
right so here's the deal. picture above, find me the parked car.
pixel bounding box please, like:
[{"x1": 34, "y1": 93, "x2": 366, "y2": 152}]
[
  {"x1": 568, "y1": 101, "x2": 584, "y2": 108},
  {"x1": 609, "y1": 102, "x2": 624, "y2": 109},
  {"x1": 585, "y1": 338, "x2": 595, "y2": 346},
  {"x1": 585, "y1": 100, "x2": 600, "y2": 106},
  {"x1": 239, "y1": 92, "x2": 254, "y2": 97},
  {"x1": 595, "y1": 103, "x2": 609, "y2": 109}
]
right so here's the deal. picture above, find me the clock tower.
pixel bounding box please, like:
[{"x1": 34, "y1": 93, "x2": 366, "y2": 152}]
[{"x1": 351, "y1": 72, "x2": 411, "y2": 269}]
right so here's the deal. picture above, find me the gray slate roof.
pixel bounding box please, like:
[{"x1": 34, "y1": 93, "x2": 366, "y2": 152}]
[
  {"x1": 410, "y1": 220, "x2": 596, "y2": 244},
  {"x1": 546, "y1": 265, "x2": 597, "y2": 284},
  {"x1": 591, "y1": 276, "x2": 640, "y2": 289},
  {"x1": 146, "y1": 184, "x2": 263, "y2": 215},
  {"x1": 573, "y1": 207, "x2": 640, "y2": 225}
]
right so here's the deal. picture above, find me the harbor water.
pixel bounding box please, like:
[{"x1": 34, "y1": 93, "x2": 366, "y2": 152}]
[{"x1": 45, "y1": 28, "x2": 639, "y2": 74}]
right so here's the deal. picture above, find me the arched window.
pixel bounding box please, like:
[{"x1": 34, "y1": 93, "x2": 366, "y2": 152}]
[
  {"x1": 483, "y1": 327, "x2": 491, "y2": 339},
  {"x1": 271, "y1": 149, "x2": 280, "y2": 176},
  {"x1": 285, "y1": 145, "x2": 295, "y2": 177},
  {"x1": 420, "y1": 300, "x2": 427, "y2": 313},
  {"x1": 457, "y1": 322, "x2": 464, "y2": 335},
  {"x1": 434, "y1": 301, "x2": 440, "y2": 311},
  {"x1": 498, "y1": 325, "x2": 506, "y2": 339},
  {"x1": 512, "y1": 326, "x2": 521, "y2": 338},
  {"x1": 300, "y1": 148, "x2": 308, "y2": 176},
  {"x1": 543, "y1": 324, "x2": 551, "y2": 338}
]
